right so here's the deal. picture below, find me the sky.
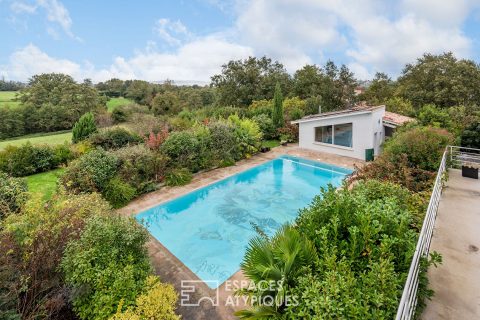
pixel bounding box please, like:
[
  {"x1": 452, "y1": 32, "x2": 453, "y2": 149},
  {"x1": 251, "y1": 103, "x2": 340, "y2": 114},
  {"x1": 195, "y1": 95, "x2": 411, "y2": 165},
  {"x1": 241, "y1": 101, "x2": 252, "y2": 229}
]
[{"x1": 1, "y1": 0, "x2": 480, "y2": 83}]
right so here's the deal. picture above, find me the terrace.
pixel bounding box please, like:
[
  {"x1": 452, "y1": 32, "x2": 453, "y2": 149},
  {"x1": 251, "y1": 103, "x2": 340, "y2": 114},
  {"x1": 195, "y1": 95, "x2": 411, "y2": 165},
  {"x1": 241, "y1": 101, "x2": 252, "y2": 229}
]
[{"x1": 397, "y1": 146, "x2": 480, "y2": 320}]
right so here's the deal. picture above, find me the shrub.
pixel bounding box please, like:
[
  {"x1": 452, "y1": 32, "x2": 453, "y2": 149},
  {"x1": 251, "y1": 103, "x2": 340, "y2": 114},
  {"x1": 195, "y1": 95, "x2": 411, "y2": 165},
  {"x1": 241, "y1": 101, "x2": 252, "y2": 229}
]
[
  {"x1": 165, "y1": 168, "x2": 193, "y2": 186},
  {"x1": 277, "y1": 123, "x2": 299, "y2": 142},
  {"x1": 385, "y1": 97, "x2": 415, "y2": 117},
  {"x1": 251, "y1": 114, "x2": 276, "y2": 140},
  {"x1": 461, "y1": 121, "x2": 480, "y2": 149},
  {"x1": 113, "y1": 145, "x2": 167, "y2": 190},
  {"x1": 208, "y1": 121, "x2": 238, "y2": 164},
  {"x1": 0, "y1": 143, "x2": 70, "y2": 177},
  {"x1": 383, "y1": 126, "x2": 453, "y2": 171},
  {"x1": 283, "y1": 96, "x2": 306, "y2": 120},
  {"x1": 0, "y1": 172, "x2": 28, "y2": 218},
  {"x1": 62, "y1": 149, "x2": 118, "y2": 193},
  {"x1": 418, "y1": 104, "x2": 451, "y2": 129},
  {"x1": 111, "y1": 276, "x2": 179, "y2": 320},
  {"x1": 160, "y1": 131, "x2": 201, "y2": 172},
  {"x1": 103, "y1": 177, "x2": 136, "y2": 208},
  {"x1": 61, "y1": 215, "x2": 152, "y2": 320},
  {"x1": 144, "y1": 128, "x2": 169, "y2": 150},
  {"x1": 72, "y1": 112, "x2": 97, "y2": 143},
  {"x1": 89, "y1": 128, "x2": 143, "y2": 150},
  {"x1": 1, "y1": 192, "x2": 111, "y2": 319},
  {"x1": 282, "y1": 182, "x2": 420, "y2": 319},
  {"x1": 228, "y1": 115, "x2": 262, "y2": 159}
]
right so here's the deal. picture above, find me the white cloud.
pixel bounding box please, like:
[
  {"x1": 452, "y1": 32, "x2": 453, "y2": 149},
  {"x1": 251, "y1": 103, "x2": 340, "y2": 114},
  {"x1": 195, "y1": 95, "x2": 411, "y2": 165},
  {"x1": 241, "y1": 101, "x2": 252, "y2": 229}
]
[
  {"x1": 154, "y1": 18, "x2": 191, "y2": 46},
  {"x1": 8, "y1": 0, "x2": 79, "y2": 40},
  {"x1": 0, "y1": 38, "x2": 254, "y2": 82},
  {"x1": 232, "y1": 0, "x2": 478, "y2": 78}
]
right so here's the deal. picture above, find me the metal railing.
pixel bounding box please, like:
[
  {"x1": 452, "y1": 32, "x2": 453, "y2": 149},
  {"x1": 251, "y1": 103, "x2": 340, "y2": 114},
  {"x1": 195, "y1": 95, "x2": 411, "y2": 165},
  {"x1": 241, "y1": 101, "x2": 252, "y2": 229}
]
[
  {"x1": 395, "y1": 145, "x2": 480, "y2": 319},
  {"x1": 449, "y1": 146, "x2": 480, "y2": 168},
  {"x1": 395, "y1": 147, "x2": 448, "y2": 320}
]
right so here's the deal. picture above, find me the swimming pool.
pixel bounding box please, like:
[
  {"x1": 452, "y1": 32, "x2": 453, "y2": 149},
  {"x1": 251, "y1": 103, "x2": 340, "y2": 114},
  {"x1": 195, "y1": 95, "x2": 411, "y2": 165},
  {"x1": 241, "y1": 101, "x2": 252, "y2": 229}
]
[{"x1": 136, "y1": 155, "x2": 352, "y2": 288}]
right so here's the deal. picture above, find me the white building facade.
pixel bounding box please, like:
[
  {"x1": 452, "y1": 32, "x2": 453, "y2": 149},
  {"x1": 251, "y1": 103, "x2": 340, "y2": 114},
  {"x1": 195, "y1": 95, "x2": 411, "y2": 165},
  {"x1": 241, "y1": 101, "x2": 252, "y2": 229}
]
[{"x1": 292, "y1": 105, "x2": 388, "y2": 160}]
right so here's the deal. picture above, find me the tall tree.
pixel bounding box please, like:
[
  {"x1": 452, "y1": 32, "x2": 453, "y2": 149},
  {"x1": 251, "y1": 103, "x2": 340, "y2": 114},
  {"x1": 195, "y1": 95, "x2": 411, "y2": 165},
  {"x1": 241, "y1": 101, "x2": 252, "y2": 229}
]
[
  {"x1": 361, "y1": 72, "x2": 395, "y2": 104},
  {"x1": 396, "y1": 52, "x2": 480, "y2": 108},
  {"x1": 292, "y1": 64, "x2": 324, "y2": 99},
  {"x1": 272, "y1": 82, "x2": 284, "y2": 128},
  {"x1": 211, "y1": 56, "x2": 291, "y2": 107}
]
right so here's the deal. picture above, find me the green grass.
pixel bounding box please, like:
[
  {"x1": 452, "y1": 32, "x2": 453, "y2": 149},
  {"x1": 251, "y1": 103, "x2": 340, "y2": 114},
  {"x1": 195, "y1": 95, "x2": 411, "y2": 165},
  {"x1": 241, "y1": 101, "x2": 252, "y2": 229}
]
[
  {"x1": 26, "y1": 168, "x2": 65, "y2": 201},
  {"x1": 262, "y1": 140, "x2": 281, "y2": 148},
  {"x1": 0, "y1": 131, "x2": 72, "y2": 150},
  {"x1": 107, "y1": 97, "x2": 133, "y2": 112},
  {"x1": 0, "y1": 91, "x2": 21, "y2": 108}
]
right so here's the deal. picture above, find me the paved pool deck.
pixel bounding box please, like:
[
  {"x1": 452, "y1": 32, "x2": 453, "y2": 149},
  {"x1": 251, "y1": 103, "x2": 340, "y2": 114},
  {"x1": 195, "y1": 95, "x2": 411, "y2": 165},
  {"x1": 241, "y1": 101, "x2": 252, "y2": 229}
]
[
  {"x1": 117, "y1": 144, "x2": 363, "y2": 320},
  {"x1": 421, "y1": 169, "x2": 480, "y2": 320}
]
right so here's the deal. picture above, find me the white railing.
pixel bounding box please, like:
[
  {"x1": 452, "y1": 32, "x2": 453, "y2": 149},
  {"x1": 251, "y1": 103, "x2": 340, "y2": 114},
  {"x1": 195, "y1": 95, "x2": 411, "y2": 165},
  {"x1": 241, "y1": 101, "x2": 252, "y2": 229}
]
[
  {"x1": 395, "y1": 147, "x2": 448, "y2": 320},
  {"x1": 449, "y1": 146, "x2": 480, "y2": 168}
]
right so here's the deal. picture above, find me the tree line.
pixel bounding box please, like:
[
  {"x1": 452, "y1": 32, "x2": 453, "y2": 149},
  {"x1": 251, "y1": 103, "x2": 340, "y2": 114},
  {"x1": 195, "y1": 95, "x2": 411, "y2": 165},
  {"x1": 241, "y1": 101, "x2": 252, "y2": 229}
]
[{"x1": 1, "y1": 52, "x2": 480, "y2": 143}]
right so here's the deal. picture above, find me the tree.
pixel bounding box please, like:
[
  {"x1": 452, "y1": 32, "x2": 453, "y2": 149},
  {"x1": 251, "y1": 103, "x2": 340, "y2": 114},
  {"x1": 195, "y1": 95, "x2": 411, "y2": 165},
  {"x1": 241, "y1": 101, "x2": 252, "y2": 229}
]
[
  {"x1": 397, "y1": 52, "x2": 480, "y2": 108},
  {"x1": 17, "y1": 73, "x2": 105, "y2": 133},
  {"x1": 151, "y1": 91, "x2": 180, "y2": 115},
  {"x1": 72, "y1": 112, "x2": 97, "y2": 143},
  {"x1": 125, "y1": 80, "x2": 155, "y2": 105},
  {"x1": 417, "y1": 104, "x2": 451, "y2": 129},
  {"x1": 361, "y1": 72, "x2": 395, "y2": 104},
  {"x1": 211, "y1": 56, "x2": 291, "y2": 107},
  {"x1": 292, "y1": 64, "x2": 324, "y2": 99},
  {"x1": 272, "y1": 82, "x2": 284, "y2": 128},
  {"x1": 461, "y1": 121, "x2": 480, "y2": 149},
  {"x1": 385, "y1": 97, "x2": 415, "y2": 117}
]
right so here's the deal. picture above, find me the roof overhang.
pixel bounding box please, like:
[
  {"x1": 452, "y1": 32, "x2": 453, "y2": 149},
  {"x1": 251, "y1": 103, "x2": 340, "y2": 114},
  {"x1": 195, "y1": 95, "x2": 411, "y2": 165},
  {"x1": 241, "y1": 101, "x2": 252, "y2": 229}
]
[{"x1": 291, "y1": 110, "x2": 373, "y2": 124}]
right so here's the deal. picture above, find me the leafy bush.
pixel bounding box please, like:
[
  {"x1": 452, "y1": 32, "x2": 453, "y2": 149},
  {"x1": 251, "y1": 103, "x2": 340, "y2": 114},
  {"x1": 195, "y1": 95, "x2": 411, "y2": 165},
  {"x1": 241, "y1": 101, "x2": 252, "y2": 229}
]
[
  {"x1": 208, "y1": 121, "x2": 238, "y2": 164},
  {"x1": 62, "y1": 149, "x2": 118, "y2": 193},
  {"x1": 285, "y1": 182, "x2": 419, "y2": 319},
  {"x1": 418, "y1": 104, "x2": 451, "y2": 129},
  {"x1": 61, "y1": 215, "x2": 152, "y2": 320},
  {"x1": 1, "y1": 192, "x2": 111, "y2": 319},
  {"x1": 383, "y1": 126, "x2": 453, "y2": 171},
  {"x1": 283, "y1": 96, "x2": 306, "y2": 120},
  {"x1": 144, "y1": 128, "x2": 169, "y2": 150},
  {"x1": 252, "y1": 114, "x2": 276, "y2": 140},
  {"x1": 111, "y1": 276, "x2": 180, "y2": 320},
  {"x1": 165, "y1": 168, "x2": 193, "y2": 186},
  {"x1": 461, "y1": 121, "x2": 480, "y2": 149},
  {"x1": 160, "y1": 131, "x2": 202, "y2": 172},
  {"x1": 385, "y1": 97, "x2": 415, "y2": 117},
  {"x1": 0, "y1": 172, "x2": 28, "y2": 218},
  {"x1": 0, "y1": 143, "x2": 71, "y2": 177},
  {"x1": 113, "y1": 145, "x2": 167, "y2": 191},
  {"x1": 277, "y1": 123, "x2": 299, "y2": 142},
  {"x1": 89, "y1": 128, "x2": 143, "y2": 150},
  {"x1": 228, "y1": 115, "x2": 262, "y2": 159},
  {"x1": 72, "y1": 112, "x2": 97, "y2": 143},
  {"x1": 103, "y1": 177, "x2": 136, "y2": 208}
]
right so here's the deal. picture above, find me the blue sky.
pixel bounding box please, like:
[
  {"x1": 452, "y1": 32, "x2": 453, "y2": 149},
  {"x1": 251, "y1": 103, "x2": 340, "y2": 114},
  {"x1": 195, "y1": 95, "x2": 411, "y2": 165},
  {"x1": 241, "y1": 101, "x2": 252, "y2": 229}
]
[{"x1": 1, "y1": 0, "x2": 480, "y2": 83}]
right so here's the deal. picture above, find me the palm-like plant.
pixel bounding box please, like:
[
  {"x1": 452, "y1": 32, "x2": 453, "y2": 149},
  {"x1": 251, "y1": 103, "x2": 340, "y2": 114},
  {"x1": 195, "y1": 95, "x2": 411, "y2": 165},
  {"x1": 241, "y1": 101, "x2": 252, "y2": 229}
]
[{"x1": 235, "y1": 224, "x2": 318, "y2": 319}]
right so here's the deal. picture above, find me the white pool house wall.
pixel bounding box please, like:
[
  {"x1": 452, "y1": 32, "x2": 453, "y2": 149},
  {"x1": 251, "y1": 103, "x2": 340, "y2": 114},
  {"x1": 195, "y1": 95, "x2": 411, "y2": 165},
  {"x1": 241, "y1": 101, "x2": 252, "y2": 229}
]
[{"x1": 294, "y1": 106, "x2": 385, "y2": 160}]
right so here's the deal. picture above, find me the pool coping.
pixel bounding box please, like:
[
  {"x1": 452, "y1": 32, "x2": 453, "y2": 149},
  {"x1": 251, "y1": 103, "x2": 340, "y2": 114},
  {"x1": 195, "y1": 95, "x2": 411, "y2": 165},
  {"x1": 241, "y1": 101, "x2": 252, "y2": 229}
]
[{"x1": 117, "y1": 145, "x2": 364, "y2": 319}]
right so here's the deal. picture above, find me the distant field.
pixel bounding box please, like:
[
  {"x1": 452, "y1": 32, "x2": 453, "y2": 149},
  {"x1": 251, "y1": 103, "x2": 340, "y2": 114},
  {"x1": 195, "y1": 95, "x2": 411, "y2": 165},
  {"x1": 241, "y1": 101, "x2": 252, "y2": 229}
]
[
  {"x1": 0, "y1": 91, "x2": 21, "y2": 108},
  {"x1": 0, "y1": 131, "x2": 72, "y2": 150},
  {"x1": 26, "y1": 168, "x2": 65, "y2": 201},
  {"x1": 107, "y1": 97, "x2": 133, "y2": 112}
]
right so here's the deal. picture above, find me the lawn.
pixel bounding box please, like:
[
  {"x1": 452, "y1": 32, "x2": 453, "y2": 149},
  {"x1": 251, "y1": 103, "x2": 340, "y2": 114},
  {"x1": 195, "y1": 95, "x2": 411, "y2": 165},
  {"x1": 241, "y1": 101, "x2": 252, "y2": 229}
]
[
  {"x1": 262, "y1": 140, "x2": 281, "y2": 148},
  {"x1": 0, "y1": 91, "x2": 21, "y2": 108},
  {"x1": 0, "y1": 131, "x2": 72, "y2": 150},
  {"x1": 107, "y1": 97, "x2": 133, "y2": 112},
  {"x1": 26, "y1": 168, "x2": 65, "y2": 201}
]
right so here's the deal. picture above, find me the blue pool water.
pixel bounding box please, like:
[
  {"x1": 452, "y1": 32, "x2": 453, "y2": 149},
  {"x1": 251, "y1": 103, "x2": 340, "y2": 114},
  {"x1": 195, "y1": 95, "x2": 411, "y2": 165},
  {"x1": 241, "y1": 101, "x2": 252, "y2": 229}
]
[{"x1": 136, "y1": 155, "x2": 352, "y2": 288}]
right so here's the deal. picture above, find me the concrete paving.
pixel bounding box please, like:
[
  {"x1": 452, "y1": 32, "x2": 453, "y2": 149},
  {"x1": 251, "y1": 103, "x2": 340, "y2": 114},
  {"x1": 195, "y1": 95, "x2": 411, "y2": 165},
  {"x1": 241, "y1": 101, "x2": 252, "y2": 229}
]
[
  {"x1": 117, "y1": 144, "x2": 363, "y2": 320},
  {"x1": 421, "y1": 169, "x2": 480, "y2": 320}
]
